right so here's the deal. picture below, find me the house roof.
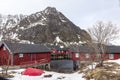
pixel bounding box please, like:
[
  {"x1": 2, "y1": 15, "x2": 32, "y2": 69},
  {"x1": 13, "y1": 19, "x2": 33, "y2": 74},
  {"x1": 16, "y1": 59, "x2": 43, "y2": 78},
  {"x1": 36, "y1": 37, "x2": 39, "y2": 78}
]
[
  {"x1": 0, "y1": 42, "x2": 2, "y2": 47},
  {"x1": 46, "y1": 45, "x2": 69, "y2": 51},
  {"x1": 70, "y1": 45, "x2": 94, "y2": 53},
  {"x1": 3, "y1": 41, "x2": 51, "y2": 54},
  {"x1": 106, "y1": 46, "x2": 120, "y2": 53},
  {"x1": 70, "y1": 45, "x2": 120, "y2": 53}
]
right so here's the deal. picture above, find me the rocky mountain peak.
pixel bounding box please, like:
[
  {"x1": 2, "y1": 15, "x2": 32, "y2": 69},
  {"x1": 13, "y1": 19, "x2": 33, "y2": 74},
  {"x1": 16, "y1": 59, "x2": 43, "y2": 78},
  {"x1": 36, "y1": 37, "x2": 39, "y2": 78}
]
[
  {"x1": 15, "y1": 7, "x2": 91, "y2": 44},
  {"x1": 0, "y1": 7, "x2": 91, "y2": 45},
  {"x1": 43, "y1": 7, "x2": 58, "y2": 14}
]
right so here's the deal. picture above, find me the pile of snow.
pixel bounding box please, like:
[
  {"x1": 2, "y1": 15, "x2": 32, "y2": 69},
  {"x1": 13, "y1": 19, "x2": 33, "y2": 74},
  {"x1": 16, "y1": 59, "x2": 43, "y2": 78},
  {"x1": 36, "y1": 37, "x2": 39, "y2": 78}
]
[
  {"x1": 106, "y1": 59, "x2": 120, "y2": 64},
  {"x1": 87, "y1": 62, "x2": 97, "y2": 69},
  {"x1": 0, "y1": 67, "x2": 3, "y2": 71}
]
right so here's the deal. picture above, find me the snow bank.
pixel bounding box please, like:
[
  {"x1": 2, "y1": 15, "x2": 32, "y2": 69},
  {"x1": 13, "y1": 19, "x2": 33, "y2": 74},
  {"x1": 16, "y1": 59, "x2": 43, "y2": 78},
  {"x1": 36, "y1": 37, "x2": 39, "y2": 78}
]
[
  {"x1": 106, "y1": 59, "x2": 120, "y2": 64},
  {"x1": 0, "y1": 67, "x2": 3, "y2": 71}
]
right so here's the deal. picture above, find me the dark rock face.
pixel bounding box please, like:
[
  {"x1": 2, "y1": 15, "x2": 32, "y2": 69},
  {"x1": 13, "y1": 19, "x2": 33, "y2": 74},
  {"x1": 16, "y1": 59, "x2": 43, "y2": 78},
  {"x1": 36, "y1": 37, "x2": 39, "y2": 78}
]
[{"x1": 14, "y1": 7, "x2": 91, "y2": 44}]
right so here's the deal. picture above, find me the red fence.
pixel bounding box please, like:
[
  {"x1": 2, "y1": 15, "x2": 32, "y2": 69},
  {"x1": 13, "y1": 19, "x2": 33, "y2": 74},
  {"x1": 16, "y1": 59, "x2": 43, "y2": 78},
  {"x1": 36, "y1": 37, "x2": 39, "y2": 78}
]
[{"x1": 20, "y1": 59, "x2": 49, "y2": 68}]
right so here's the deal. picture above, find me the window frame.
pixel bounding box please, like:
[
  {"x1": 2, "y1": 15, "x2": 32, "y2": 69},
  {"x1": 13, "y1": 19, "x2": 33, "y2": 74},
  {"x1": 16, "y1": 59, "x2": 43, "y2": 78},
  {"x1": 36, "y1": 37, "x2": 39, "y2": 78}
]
[
  {"x1": 75, "y1": 53, "x2": 79, "y2": 58},
  {"x1": 19, "y1": 53, "x2": 24, "y2": 58},
  {"x1": 109, "y1": 53, "x2": 114, "y2": 59},
  {"x1": 85, "y1": 53, "x2": 90, "y2": 58},
  {"x1": 3, "y1": 46, "x2": 6, "y2": 50}
]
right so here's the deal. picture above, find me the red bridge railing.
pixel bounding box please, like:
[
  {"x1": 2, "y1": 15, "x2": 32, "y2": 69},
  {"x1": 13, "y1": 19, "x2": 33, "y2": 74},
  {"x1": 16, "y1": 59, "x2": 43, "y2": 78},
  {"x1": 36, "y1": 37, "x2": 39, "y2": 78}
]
[{"x1": 20, "y1": 59, "x2": 49, "y2": 68}]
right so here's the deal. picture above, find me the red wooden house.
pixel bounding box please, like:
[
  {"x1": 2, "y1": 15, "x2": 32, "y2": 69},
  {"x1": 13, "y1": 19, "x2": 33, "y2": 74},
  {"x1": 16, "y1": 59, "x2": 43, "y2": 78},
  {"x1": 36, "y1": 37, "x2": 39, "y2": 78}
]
[
  {"x1": 105, "y1": 46, "x2": 120, "y2": 60},
  {"x1": 0, "y1": 41, "x2": 51, "y2": 68},
  {"x1": 70, "y1": 45, "x2": 120, "y2": 62},
  {"x1": 71, "y1": 46, "x2": 96, "y2": 62}
]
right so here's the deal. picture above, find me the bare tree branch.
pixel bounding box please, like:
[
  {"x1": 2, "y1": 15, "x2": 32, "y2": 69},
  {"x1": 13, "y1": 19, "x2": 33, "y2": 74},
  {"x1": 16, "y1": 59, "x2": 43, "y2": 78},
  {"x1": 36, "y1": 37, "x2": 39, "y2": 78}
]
[{"x1": 87, "y1": 21, "x2": 120, "y2": 66}]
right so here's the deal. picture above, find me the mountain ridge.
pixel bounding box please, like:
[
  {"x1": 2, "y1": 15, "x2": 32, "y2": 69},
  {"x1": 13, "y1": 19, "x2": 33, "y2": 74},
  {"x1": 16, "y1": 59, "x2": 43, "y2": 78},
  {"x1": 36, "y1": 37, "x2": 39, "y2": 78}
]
[{"x1": 0, "y1": 7, "x2": 91, "y2": 46}]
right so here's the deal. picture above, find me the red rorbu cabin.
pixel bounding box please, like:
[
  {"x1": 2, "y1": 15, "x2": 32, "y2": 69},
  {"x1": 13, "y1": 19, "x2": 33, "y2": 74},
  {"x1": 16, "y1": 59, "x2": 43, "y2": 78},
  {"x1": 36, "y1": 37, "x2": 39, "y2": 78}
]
[
  {"x1": 105, "y1": 46, "x2": 120, "y2": 60},
  {"x1": 0, "y1": 41, "x2": 51, "y2": 68},
  {"x1": 70, "y1": 45, "x2": 120, "y2": 63},
  {"x1": 70, "y1": 46, "x2": 95, "y2": 62}
]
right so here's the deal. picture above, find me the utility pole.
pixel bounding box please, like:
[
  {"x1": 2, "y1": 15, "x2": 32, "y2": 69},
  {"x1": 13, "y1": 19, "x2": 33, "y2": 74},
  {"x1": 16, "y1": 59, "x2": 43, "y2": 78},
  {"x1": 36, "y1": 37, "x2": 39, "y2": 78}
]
[{"x1": 119, "y1": 0, "x2": 120, "y2": 7}]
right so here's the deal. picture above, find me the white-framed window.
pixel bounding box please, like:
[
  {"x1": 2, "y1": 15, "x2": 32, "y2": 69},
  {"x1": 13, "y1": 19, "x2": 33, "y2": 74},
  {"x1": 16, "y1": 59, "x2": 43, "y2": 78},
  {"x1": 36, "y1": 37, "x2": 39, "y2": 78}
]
[
  {"x1": 75, "y1": 53, "x2": 79, "y2": 58},
  {"x1": 109, "y1": 54, "x2": 114, "y2": 59},
  {"x1": 3, "y1": 46, "x2": 6, "y2": 50},
  {"x1": 85, "y1": 53, "x2": 90, "y2": 58},
  {"x1": 58, "y1": 50, "x2": 61, "y2": 53},
  {"x1": 19, "y1": 54, "x2": 23, "y2": 58}
]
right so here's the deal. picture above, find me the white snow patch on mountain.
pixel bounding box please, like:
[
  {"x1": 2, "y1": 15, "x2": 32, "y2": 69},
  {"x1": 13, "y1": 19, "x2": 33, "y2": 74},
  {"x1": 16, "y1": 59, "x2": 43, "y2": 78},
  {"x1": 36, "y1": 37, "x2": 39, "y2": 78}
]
[
  {"x1": 55, "y1": 36, "x2": 63, "y2": 43},
  {"x1": 19, "y1": 27, "x2": 25, "y2": 30},
  {"x1": 19, "y1": 40, "x2": 34, "y2": 44},
  {"x1": 61, "y1": 19, "x2": 66, "y2": 22},
  {"x1": 11, "y1": 33, "x2": 18, "y2": 39},
  {"x1": 20, "y1": 21, "x2": 47, "y2": 30},
  {"x1": 79, "y1": 41, "x2": 86, "y2": 44},
  {"x1": 36, "y1": 13, "x2": 41, "y2": 17}
]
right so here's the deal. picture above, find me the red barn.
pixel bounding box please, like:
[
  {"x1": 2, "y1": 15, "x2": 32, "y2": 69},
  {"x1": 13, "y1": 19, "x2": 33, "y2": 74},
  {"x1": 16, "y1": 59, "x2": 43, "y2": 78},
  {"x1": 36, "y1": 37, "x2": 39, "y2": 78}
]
[
  {"x1": 69, "y1": 46, "x2": 95, "y2": 69},
  {"x1": 105, "y1": 46, "x2": 120, "y2": 60},
  {"x1": 70, "y1": 45, "x2": 120, "y2": 62},
  {"x1": 70, "y1": 46, "x2": 94, "y2": 62},
  {"x1": 0, "y1": 41, "x2": 51, "y2": 68}
]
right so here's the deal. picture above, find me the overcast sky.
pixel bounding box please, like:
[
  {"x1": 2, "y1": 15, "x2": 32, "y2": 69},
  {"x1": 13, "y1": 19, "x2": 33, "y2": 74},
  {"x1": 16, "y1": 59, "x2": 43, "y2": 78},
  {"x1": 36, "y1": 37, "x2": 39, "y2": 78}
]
[
  {"x1": 0, "y1": 0, "x2": 120, "y2": 45},
  {"x1": 0, "y1": 0, "x2": 120, "y2": 29}
]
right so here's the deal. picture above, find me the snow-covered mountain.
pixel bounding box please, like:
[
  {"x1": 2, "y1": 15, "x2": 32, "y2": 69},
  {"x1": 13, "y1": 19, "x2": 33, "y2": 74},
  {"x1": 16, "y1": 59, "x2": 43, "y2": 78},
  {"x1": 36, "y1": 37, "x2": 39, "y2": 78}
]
[
  {"x1": 0, "y1": 14, "x2": 26, "y2": 41},
  {"x1": 0, "y1": 14, "x2": 25, "y2": 29},
  {"x1": 0, "y1": 7, "x2": 91, "y2": 45}
]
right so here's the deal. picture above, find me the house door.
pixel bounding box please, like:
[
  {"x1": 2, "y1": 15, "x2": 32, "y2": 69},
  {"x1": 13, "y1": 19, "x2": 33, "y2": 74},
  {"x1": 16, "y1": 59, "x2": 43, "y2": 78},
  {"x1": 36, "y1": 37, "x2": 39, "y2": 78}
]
[{"x1": 31, "y1": 54, "x2": 36, "y2": 61}]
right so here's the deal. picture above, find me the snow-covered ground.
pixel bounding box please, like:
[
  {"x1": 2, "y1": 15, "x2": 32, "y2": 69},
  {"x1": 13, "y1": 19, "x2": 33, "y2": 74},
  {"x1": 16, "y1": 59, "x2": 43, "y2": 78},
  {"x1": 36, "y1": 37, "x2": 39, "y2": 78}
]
[
  {"x1": 6, "y1": 69, "x2": 85, "y2": 80},
  {"x1": 106, "y1": 59, "x2": 120, "y2": 64},
  {"x1": 2, "y1": 59, "x2": 120, "y2": 80}
]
